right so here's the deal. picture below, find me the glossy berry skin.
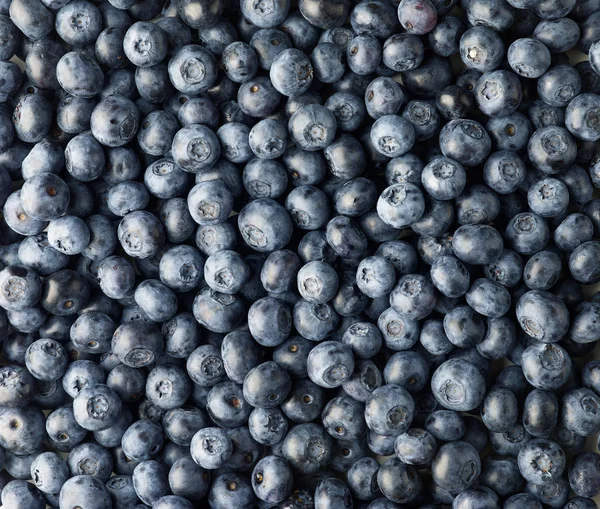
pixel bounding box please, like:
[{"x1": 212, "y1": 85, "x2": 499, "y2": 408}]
[
  {"x1": 237, "y1": 198, "x2": 293, "y2": 252},
  {"x1": 452, "y1": 224, "x2": 503, "y2": 265},
  {"x1": 370, "y1": 115, "x2": 415, "y2": 159},
  {"x1": 377, "y1": 183, "x2": 425, "y2": 229},
  {"x1": 20, "y1": 173, "x2": 70, "y2": 222},
  {"x1": 355, "y1": 256, "x2": 396, "y2": 299},
  {"x1": 382, "y1": 33, "x2": 424, "y2": 73},
  {"x1": 516, "y1": 290, "x2": 570, "y2": 343},
  {"x1": 568, "y1": 452, "x2": 600, "y2": 498},
  {"x1": 475, "y1": 70, "x2": 522, "y2": 118},
  {"x1": 364, "y1": 384, "x2": 414, "y2": 436},
  {"x1": 248, "y1": 120, "x2": 288, "y2": 160},
  {"x1": 289, "y1": 104, "x2": 337, "y2": 151},
  {"x1": 528, "y1": 126, "x2": 577, "y2": 174},
  {"x1": 243, "y1": 361, "x2": 291, "y2": 408},
  {"x1": 425, "y1": 410, "x2": 464, "y2": 442},
  {"x1": 481, "y1": 385, "x2": 519, "y2": 432},
  {"x1": 296, "y1": 261, "x2": 338, "y2": 304},
  {"x1": 487, "y1": 113, "x2": 532, "y2": 152},
  {"x1": 281, "y1": 423, "x2": 332, "y2": 474},
  {"x1": 432, "y1": 441, "x2": 481, "y2": 494},
  {"x1": 443, "y1": 305, "x2": 486, "y2": 348},
  {"x1": 428, "y1": 16, "x2": 464, "y2": 58},
  {"x1": 440, "y1": 119, "x2": 491, "y2": 167},
  {"x1": 421, "y1": 156, "x2": 466, "y2": 201},
  {"x1": 251, "y1": 455, "x2": 293, "y2": 504},
  {"x1": 562, "y1": 388, "x2": 600, "y2": 437},
  {"x1": 505, "y1": 212, "x2": 550, "y2": 256},
  {"x1": 569, "y1": 241, "x2": 600, "y2": 284},
  {"x1": 460, "y1": 26, "x2": 505, "y2": 73},
  {"x1": 517, "y1": 438, "x2": 566, "y2": 485},
  {"x1": 430, "y1": 256, "x2": 469, "y2": 298},
  {"x1": 123, "y1": 22, "x2": 167, "y2": 68},
  {"x1": 270, "y1": 49, "x2": 313, "y2": 98},
  {"x1": 365, "y1": 77, "x2": 404, "y2": 120},
  {"x1": 73, "y1": 384, "x2": 121, "y2": 432},
  {"x1": 431, "y1": 358, "x2": 486, "y2": 412},
  {"x1": 247, "y1": 296, "x2": 292, "y2": 348},
  {"x1": 171, "y1": 124, "x2": 220, "y2": 174},
  {"x1": 466, "y1": 278, "x2": 511, "y2": 318},
  {"x1": 307, "y1": 341, "x2": 354, "y2": 389},
  {"x1": 321, "y1": 396, "x2": 366, "y2": 440},
  {"x1": 565, "y1": 93, "x2": 600, "y2": 141},
  {"x1": 508, "y1": 38, "x2": 551, "y2": 79},
  {"x1": 394, "y1": 428, "x2": 436, "y2": 465},
  {"x1": 521, "y1": 343, "x2": 571, "y2": 390},
  {"x1": 204, "y1": 250, "x2": 249, "y2": 295}
]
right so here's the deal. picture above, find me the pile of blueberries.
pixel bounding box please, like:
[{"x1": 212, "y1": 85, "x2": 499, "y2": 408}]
[{"x1": 2, "y1": 0, "x2": 600, "y2": 506}]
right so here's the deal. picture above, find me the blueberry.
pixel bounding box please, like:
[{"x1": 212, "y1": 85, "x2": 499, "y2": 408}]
[
  {"x1": 0, "y1": 14, "x2": 20, "y2": 60},
  {"x1": 324, "y1": 134, "x2": 367, "y2": 180},
  {"x1": 280, "y1": 378, "x2": 324, "y2": 424},
  {"x1": 517, "y1": 290, "x2": 570, "y2": 343},
  {"x1": 430, "y1": 255, "x2": 470, "y2": 299},
  {"x1": 322, "y1": 395, "x2": 366, "y2": 440},
  {"x1": 0, "y1": 365, "x2": 34, "y2": 408},
  {"x1": 364, "y1": 77, "x2": 403, "y2": 120},
  {"x1": 9, "y1": 0, "x2": 53, "y2": 41},
  {"x1": 439, "y1": 118, "x2": 491, "y2": 167},
  {"x1": 442, "y1": 305, "x2": 485, "y2": 348},
  {"x1": 505, "y1": 212, "x2": 551, "y2": 255},
  {"x1": 307, "y1": 341, "x2": 354, "y2": 388},
  {"x1": 247, "y1": 296, "x2": 291, "y2": 347},
  {"x1": 251, "y1": 455, "x2": 293, "y2": 504},
  {"x1": 452, "y1": 224, "x2": 504, "y2": 265},
  {"x1": 475, "y1": 69, "x2": 522, "y2": 118},
  {"x1": 168, "y1": 456, "x2": 210, "y2": 501},
  {"x1": 398, "y1": 0, "x2": 437, "y2": 35},
  {"x1": 289, "y1": 103, "x2": 337, "y2": 151},
  {"x1": 132, "y1": 459, "x2": 170, "y2": 505},
  {"x1": 248, "y1": 120, "x2": 288, "y2": 161},
  {"x1": 90, "y1": 94, "x2": 139, "y2": 147},
  {"x1": 508, "y1": 38, "x2": 551, "y2": 78},
  {"x1": 431, "y1": 441, "x2": 481, "y2": 494},
  {"x1": 521, "y1": 343, "x2": 571, "y2": 390},
  {"x1": 431, "y1": 358, "x2": 486, "y2": 411},
  {"x1": 56, "y1": 52, "x2": 104, "y2": 99},
  {"x1": 73, "y1": 384, "x2": 121, "y2": 432},
  {"x1": 112, "y1": 320, "x2": 164, "y2": 368},
  {"x1": 504, "y1": 493, "x2": 542, "y2": 509},
  {"x1": 1, "y1": 479, "x2": 45, "y2": 509},
  {"x1": 429, "y1": 16, "x2": 464, "y2": 58},
  {"x1": 282, "y1": 187, "x2": 328, "y2": 232},
  {"x1": 238, "y1": 76, "x2": 282, "y2": 118},
  {"x1": 281, "y1": 422, "x2": 332, "y2": 475},
  {"x1": 460, "y1": 26, "x2": 505, "y2": 73},
  {"x1": 569, "y1": 241, "x2": 600, "y2": 284},
  {"x1": 118, "y1": 210, "x2": 165, "y2": 260},
  {"x1": 240, "y1": 201, "x2": 294, "y2": 253},
  {"x1": 488, "y1": 113, "x2": 532, "y2": 151},
  {"x1": 421, "y1": 156, "x2": 466, "y2": 201},
  {"x1": 269, "y1": 48, "x2": 313, "y2": 98},
  {"x1": 370, "y1": 115, "x2": 415, "y2": 158},
  {"x1": 193, "y1": 288, "x2": 245, "y2": 333},
  {"x1": 452, "y1": 486, "x2": 500, "y2": 509},
  {"x1": 562, "y1": 388, "x2": 600, "y2": 436},
  {"x1": 208, "y1": 472, "x2": 256, "y2": 509},
  {"x1": 518, "y1": 438, "x2": 566, "y2": 485},
  {"x1": 528, "y1": 126, "x2": 578, "y2": 174},
  {"x1": 243, "y1": 361, "x2": 292, "y2": 408}
]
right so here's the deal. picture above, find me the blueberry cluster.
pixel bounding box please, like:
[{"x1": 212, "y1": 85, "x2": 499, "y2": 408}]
[{"x1": 1, "y1": 0, "x2": 600, "y2": 508}]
